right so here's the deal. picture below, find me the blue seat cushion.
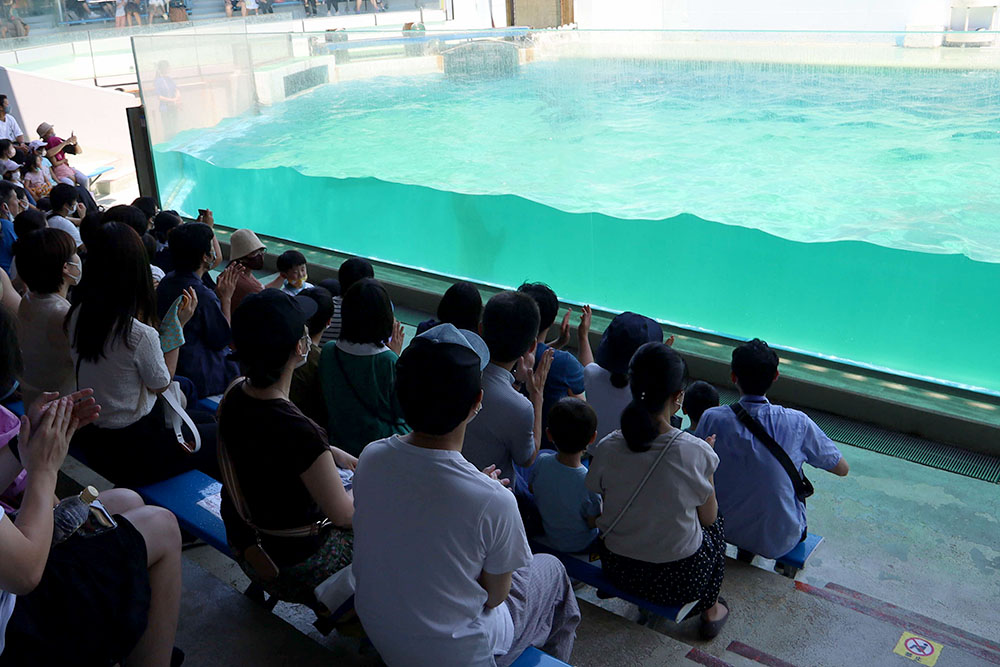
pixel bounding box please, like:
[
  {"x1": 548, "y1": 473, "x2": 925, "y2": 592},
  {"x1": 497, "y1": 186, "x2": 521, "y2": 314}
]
[
  {"x1": 510, "y1": 646, "x2": 572, "y2": 667},
  {"x1": 775, "y1": 533, "x2": 823, "y2": 569},
  {"x1": 136, "y1": 469, "x2": 231, "y2": 556}
]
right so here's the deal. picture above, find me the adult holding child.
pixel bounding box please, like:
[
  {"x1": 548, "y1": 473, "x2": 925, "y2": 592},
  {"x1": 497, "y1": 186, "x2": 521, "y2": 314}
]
[
  {"x1": 219, "y1": 289, "x2": 355, "y2": 605},
  {"x1": 586, "y1": 342, "x2": 730, "y2": 639}
]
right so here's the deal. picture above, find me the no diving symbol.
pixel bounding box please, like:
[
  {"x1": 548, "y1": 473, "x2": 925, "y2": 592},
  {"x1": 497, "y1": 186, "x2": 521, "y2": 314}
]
[{"x1": 905, "y1": 637, "x2": 935, "y2": 657}]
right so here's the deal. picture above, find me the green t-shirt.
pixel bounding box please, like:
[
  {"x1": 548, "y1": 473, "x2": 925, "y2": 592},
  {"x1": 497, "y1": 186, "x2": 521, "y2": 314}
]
[{"x1": 319, "y1": 341, "x2": 410, "y2": 456}]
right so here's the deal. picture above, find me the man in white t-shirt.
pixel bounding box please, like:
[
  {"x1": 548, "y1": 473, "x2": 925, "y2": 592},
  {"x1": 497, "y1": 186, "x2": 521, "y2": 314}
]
[
  {"x1": 353, "y1": 324, "x2": 580, "y2": 667},
  {"x1": 0, "y1": 96, "x2": 24, "y2": 146}
]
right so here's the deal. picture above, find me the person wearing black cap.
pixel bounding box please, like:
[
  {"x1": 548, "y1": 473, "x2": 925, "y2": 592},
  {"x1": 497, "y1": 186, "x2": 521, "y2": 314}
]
[
  {"x1": 584, "y1": 311, "x2": 670, "y2": 444},
  {"x1": 218, "y1": 289, "x2": 356, "y2": 605},
  {"x1": 353, "y1": 324, "x2": 580, "y2": 667}
]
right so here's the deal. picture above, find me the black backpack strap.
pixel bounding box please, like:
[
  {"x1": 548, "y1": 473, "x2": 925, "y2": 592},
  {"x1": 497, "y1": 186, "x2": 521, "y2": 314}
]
[{"x1": 730, "y1": 403, "x2": 814, "y2": 501}]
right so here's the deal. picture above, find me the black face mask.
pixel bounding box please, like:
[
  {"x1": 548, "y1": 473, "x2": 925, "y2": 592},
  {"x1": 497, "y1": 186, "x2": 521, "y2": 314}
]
[{"x1": 243, "y1": 254, "x2": 264, "y2": 271}]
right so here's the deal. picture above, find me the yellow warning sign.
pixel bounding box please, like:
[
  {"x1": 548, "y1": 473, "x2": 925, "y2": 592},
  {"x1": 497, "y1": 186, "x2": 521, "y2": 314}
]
[{"x1": 894, "y1": 631, "x2": 943, "y2": 666}]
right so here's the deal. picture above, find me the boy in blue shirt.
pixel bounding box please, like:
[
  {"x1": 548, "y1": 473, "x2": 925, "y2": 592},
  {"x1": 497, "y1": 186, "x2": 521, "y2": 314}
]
[{"x1": 530, "y1": 397, "x2": 602, "y2": 553}]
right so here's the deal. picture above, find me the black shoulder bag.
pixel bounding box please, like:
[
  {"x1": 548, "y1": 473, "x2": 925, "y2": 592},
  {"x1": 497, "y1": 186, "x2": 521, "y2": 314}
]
[{"x1": 729, "y1": 403, "x2": 814, "y2": 502}]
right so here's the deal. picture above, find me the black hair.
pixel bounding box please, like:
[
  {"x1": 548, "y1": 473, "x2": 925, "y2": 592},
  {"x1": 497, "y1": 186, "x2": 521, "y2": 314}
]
[
  {"x1": 102, "y1": 204, "x2": 149, "y2": 238},
  {"x1": 68, "y1": 223, "x2": 158, "y2": 363},
  {"x1": 731, "y1": 338, "x2": 779, "y2": 396},
  {"x1": 683, "y1": 380, "x2": 720, "y2": 426},
  {"x1": 299, "y1": 286, "x2": 335, "y2": 338},
  {"x1": 620, "y1": 342, "x2": 688, "y2": 452},
  {"x1": 0, "y1": 139, "x2": 11, "y2": 159},
  {"x1": 340, "y1": 278, "x2": 393, "y2": 345},
  {"x1": 19, "y1": 152, "x2": 41, "y2": 175},
  {"x1": 338, "y1": 256, "x2": 374, "y2": 294},
  {"x1": 481, "y1": 291, "x2": 539, "y2": 363},
  {"x1": 131, "y1": 196, "x2": 158, "y2": 221},
  {"x1": 318, "y1": 277, "x2": 341, "y2": 297},
  {"x1": 13, "y1": 208, "x2": 46, "y2": 239},
  {"x1": 0, "y1": 95, "x2": 7, "y2": 107},
  {"x1": 276, "y1": 250, "x2": 306, "y2": 273},
  {"x1": 396, "y1": 338, "x2": 481, "y2": 435},
  {"x1": 14, "y1": 228, "x2": 76, "y2": 294},
  {"x1": 141, "y1": 233, "x2": 158, "y2": 267},
  {"x1": 0, "y1": 181, "x2": 18, "y2": 214},
  {"x1": 437, "y1": 281, "x2": 482, "y2": 332},
  {"x1": 48, "y1": 182, "x2": 78, "y2": 215},
  {"x1": 0, "y1": 306, "x2": 22, "y2": 394},
  {"x1": 548, "y1": 397, "x2": 598, "y2": 454},
  {"x1": 167, "y1": 222, "x2": 214, "y2": 273},
  {"x1": 152, "y1": 210, "x2": 181, "y2": 243},
  {"x1": 79, "y1": 209, "x2": 104, "y2": 250},
  {"x1": 517, "y1": 282, "x2": 559, "y2": 334}
]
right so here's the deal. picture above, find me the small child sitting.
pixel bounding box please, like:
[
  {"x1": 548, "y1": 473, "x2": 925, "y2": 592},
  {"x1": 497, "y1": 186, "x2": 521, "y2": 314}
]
[
  {"x1": 682, "y1": 380, "x2": 719, "y2": 433},
  {"x1": 530, "y1": 397, "x2": 602, "y2": 553},
  {"x1": 272, "y1": 250, "x2": 313, "y2": 296}
]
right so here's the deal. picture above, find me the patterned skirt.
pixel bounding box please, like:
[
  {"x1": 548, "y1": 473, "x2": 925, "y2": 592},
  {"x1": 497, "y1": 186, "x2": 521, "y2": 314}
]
[
  {"x1": 601, "y1": 516, "x2": 726, "y2": 617},
  {"x1": 239, "y1": 527, "x2": 354, "y2": 606}
]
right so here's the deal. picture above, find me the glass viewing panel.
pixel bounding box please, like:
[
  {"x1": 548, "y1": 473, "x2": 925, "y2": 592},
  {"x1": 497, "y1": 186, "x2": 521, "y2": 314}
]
[{"x1": 133, "y1": 28, "x2": 1000, "y2": 394}]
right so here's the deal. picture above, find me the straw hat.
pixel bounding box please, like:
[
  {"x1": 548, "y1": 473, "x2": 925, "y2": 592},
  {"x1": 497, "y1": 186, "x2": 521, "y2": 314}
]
[
  {"x1": 229, "y1": 229, "x2": 266, "y2": 262},
  {"x1": 36, "y1": 122, "x2": 53, "y2": 137}
]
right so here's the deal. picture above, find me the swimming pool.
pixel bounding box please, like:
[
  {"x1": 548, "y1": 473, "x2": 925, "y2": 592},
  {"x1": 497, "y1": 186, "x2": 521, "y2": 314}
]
[{"x1": 143, "y1": 33, "x2": 1000, "y2": 394}]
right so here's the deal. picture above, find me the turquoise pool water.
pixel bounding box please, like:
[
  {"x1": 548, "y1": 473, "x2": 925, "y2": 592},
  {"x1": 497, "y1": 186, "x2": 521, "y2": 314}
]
[{"x1": 154, "y1": 57, "x2": 1000, "y2": 393}]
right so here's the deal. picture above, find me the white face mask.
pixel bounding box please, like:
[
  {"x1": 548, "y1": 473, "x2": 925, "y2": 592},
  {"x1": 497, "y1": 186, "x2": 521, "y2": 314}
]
[
  {"x1": 294, "y1": 334, "x2": 310, "y2": 369},
  {"x1": 65, "y1": 259, "x2": 82, "y2": 286}
]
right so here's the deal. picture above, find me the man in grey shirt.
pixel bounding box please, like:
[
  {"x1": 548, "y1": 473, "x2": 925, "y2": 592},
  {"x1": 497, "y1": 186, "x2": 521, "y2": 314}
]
[{"x1": 463, "y1": 291, "x2": 552, "y2": 487}]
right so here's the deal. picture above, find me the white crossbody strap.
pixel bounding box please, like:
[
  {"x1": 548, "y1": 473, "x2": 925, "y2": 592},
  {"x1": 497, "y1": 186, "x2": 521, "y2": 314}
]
[{"x1": 602, "y1": 430, "x2": 683, "y2": 539}]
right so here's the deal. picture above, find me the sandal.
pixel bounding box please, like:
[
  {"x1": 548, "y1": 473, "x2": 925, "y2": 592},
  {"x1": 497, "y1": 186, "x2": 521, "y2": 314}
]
[{"x1": 698, "y1": 596, "x2": 730, "y2": 640}]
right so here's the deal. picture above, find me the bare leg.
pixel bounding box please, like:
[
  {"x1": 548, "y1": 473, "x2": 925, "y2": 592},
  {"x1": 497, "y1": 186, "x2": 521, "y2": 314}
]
[
  {"x1": 122, "y1": 506, "x2": 182, "y2": 667},
  {"x1": 100, "y1": 487, "x2": 145, "y2": 515}
]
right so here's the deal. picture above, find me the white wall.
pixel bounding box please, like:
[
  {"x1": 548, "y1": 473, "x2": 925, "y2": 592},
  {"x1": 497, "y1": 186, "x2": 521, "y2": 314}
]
[
  {"x1": 573, "y1": 0, "x2": 953, "y2": 31},
  {"x1": 0, "y1": 66, "x2": 138, "y2": 157}
]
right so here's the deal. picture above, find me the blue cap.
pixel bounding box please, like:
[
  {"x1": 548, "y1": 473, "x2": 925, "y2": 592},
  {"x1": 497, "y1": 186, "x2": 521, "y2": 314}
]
[{"x1": 415, "y1": 323, "x2": 490, "y2": 370}]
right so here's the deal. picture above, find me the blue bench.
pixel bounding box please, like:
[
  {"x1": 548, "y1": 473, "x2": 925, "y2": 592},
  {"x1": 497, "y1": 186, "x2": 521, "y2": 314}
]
[
  {"x1": 511, "y1": 646, "x2": 572, "y2": 666},
  {"x1": 136, "y1": 469, "x2": 231, "y2": 555},
  {"x1": 86, "y1": 165, "x2": 115, "y2": 187},
  {"x1": 773, "y1": 533, "x2": 823, "y2": 578},
  {"x1": 529, "y1": 540, "x2": 697, "y2": 625},
  {"x1": 196, "y1": 395, "x2": 221, "y2": 413}
]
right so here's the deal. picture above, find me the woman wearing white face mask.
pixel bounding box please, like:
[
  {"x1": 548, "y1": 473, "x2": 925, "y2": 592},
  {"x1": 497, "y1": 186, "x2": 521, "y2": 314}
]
[
  {"x1": 218, "y1": 289, "x2": 356, "y2": 606},
  {"x1": 12, "y1": 228, "x2": 81, "y2": 406}
]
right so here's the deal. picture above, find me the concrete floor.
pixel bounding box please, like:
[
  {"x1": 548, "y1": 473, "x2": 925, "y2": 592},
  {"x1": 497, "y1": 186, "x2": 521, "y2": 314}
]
[{"x1": 63, "y1": 428, "x2": 1000, "y2": 666}]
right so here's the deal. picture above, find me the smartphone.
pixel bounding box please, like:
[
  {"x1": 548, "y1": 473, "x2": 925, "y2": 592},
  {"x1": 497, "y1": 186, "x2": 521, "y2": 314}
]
[{"x1": 198, "y1": 208, "x2": 209, "y2": 218}]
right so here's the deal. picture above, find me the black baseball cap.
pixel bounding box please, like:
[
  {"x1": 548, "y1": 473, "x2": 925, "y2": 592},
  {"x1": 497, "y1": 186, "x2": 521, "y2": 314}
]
[
  {"x1": 232, "y1": 288, "x2": 318, "y2": 365},
  {"x1": 595, "y1": 312, "x2": 664, "y2": 376}
]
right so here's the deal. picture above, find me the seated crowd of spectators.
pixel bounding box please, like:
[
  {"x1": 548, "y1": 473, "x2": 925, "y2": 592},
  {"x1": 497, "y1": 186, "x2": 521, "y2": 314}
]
[{"x1": 0, "y1": 185, "x2": 852, "y2": 663}]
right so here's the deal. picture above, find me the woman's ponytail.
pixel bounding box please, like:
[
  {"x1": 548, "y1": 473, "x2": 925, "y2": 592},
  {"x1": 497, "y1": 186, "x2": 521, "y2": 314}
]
[
  {"x1": 619, "y1": 342, "x2": 688, "y2": 453},
  {"x1": 621, "y1": 399, "x2": 658, "y2": 452}
]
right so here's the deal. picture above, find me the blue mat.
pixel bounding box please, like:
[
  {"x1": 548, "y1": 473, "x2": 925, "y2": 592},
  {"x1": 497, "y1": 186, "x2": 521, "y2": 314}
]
[
  {"x1": 510, "y1": 646, "x2": 572, "y2": 667},
  {"x1": 136, "y1": 469, "x2": 230, "y2": 556}
]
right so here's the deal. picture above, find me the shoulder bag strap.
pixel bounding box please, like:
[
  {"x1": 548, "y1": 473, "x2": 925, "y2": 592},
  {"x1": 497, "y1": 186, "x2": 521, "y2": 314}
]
[
  {"x1": 730, "y1": 403, "x2": 814, "y2": 500},
  {"x1": 602, "y1": 430, "x2": 683, "y2": 539},
  {"x1": 217, "y1": 379, "x2": 330, "y2": 539}
]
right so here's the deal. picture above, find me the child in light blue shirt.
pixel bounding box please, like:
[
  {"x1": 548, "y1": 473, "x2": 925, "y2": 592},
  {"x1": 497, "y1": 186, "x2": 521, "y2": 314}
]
[{"x1": 530, "y1": 397, "x2": 602, "y2": 553}]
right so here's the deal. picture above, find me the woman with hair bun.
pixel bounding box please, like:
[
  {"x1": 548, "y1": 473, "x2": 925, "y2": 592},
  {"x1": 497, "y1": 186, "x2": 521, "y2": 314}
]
[{"x1": 585, "y1": 342, "x2": 730, "y2": 638}]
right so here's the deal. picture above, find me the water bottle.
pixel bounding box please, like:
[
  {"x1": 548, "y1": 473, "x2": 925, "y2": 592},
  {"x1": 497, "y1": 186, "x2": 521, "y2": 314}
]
[{"x1": 52, "y1": 486, "x2": 99, "y2": 545}]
